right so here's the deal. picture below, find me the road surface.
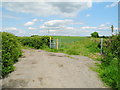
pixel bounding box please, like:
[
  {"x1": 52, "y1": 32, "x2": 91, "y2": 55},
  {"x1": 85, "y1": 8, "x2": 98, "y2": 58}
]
[{"x1": 2, "y1": 49, "x2": 107, "y2": 88}]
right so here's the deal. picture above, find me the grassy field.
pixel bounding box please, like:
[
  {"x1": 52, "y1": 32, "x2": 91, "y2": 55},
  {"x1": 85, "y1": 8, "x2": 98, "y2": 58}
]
[{"x1": 43, "y1": 36, "x2": 102, "y2": 60}]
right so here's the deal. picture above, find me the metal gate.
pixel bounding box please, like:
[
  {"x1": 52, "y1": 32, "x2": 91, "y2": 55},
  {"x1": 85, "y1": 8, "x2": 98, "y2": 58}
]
[{"x1": 49, "y1": 38, "x2": 61, "y2": 49}]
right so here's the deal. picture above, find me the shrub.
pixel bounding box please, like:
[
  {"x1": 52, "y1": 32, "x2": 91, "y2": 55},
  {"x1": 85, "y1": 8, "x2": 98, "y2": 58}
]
[
  {"x1": 1, "y1": 32, "x2": 22, "y2": 77},
  {"x1": 91, "y1": 32, "x2": 99, "y2": 38},
  {"x1": 99, "y1": 34, "x2": 120, "y2": 89},
  {"x1": 18, "y1": 36, "x2": 51, "y2": 49}
]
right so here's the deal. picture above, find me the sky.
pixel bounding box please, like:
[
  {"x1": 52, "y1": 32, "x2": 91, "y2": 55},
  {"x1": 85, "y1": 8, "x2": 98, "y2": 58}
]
[{"x1": 0, "y1": 1, "x2": 118, "y2": 36}]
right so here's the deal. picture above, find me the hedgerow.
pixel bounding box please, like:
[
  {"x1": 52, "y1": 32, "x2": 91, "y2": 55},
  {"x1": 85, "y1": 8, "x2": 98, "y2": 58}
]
[
  {"x1": 18, "y1": 36, "x2": 50, "y2": 49},
  {"x1": 98, "y1": 34, "x2": 120, "y2": 89},
  {"x1": 1, "y1": 32, "x2": 22, "y2": 77}
]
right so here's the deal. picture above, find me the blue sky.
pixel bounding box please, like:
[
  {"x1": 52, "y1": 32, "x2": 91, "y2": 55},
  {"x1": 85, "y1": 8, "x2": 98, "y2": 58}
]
[{"x1": 1, "y1": 1, "x2": 118, "y2": 36}]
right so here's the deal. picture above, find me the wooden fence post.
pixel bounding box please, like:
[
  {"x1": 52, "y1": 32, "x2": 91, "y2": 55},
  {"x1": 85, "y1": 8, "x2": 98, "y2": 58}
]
[
  {"x1": 100, "y1": 38, "x2": 103, "y2": 54},
  {"x1": 56, "y1": 39, "x2": 58, "y2": 49},
  {"x1": 50, "y1": 37, "x2": 52, "y2": 48}
]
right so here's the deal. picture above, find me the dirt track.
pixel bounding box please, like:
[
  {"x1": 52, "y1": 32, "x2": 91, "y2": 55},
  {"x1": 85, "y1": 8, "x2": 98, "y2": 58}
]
[{"x1": 2, "y1": 49, "x2": 107, "y2": 88}]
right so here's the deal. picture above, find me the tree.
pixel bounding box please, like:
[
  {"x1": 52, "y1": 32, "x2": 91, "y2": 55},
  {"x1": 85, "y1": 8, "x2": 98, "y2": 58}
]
[
  {"x1": 111, "y1": 25, "x2": 114, "y2": 36},
  {"x1": 31, "y1": 35, "x2": 39, "y2": 37},
  {"x1": 91, "y1": 32, "x2": 99, "y2": 38}
]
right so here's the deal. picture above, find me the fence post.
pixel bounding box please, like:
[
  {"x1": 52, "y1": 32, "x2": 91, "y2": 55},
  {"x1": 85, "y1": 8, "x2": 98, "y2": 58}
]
[
  {"x1": 59, "y1": 39, "x2": 61, "y2": 48},
  {"x1": 100, "y1": 38, "x2": 103, "y2": 54},
  {"x1": 56, "y1": 39, "x2": 58, "y2": 49},
  {"x1": 50, "y1": 37, "x2": 52, "y2": 48}
]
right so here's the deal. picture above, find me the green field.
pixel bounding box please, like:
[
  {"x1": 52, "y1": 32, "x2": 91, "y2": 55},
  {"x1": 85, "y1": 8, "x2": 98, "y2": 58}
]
[{"x1": 43, "y1": 36, "x2": 101, "y2": 60}]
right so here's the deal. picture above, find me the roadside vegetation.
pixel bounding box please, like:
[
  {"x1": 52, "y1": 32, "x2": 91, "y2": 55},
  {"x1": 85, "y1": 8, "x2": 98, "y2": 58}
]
[
  {"x1": 17, "y1": 35, "x2": 50, "y2": 49},
  {"x1": 97, "y1": 35, "x2": 119, "y2": 89},
  {"x1": 1, "y1": 32, "x2": 22, "y2": 77}
]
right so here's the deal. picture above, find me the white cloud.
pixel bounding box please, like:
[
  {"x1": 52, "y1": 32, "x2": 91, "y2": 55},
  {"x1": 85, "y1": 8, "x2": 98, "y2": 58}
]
[
  {"x1": 4, "y1": 27, "x2": 18, "y2": 31},
  {"x1": 39, "y1": 19, "x2": 77, "y2": 35},
  {"x1": 43, "y1": 19, "x2": 73, "y2": 27},
  {"x1": 24, "y1": 21, "x2": 35, "y2": 26},
  {"x1": 80, "y1": 24, "x2": 111, "y2": 31},
  {"x1": 71, "y1": 22, "x2": 84, "y2": 25},
  {"x1": 40, "y1": 19, "x2": 83, "y2": 30},
  {"x1": 86, "y1": 14, "x2": 90, "y2": 17},
  {"x1": 80, "y1": 23, "x2": 117, "y2": 31},
  {"x1": 100, "y1": 24, "x2": 105, "y2": 27},
  {"x1": 28, "y1": 27, "x2": 36, "y2": 30},
  {"x1": 24, "y1": 19, "x2": 38, "y2": 26},
  {"x1": 49, "y1": 30, "x2": 57, "y2": 32},
  {"x1": 2, "y1": 14, "x2": 21, "y2": 19},
  {"x1": 81, "y1": 26, "x2": 97, "y2": 29},
  {"x1": 38, "y1": 22, "x2": 118, "y2": 36},
  {"x1": 32, "y1": 19, "x2": 38, "y2": 22},
  {"x1": 39, "y1": 19, "x2": 44, "y2": 22},
  {"x1": 2, "y1": 27, "x2": 26, "y2": 36},
  {"x1": 3, "y1": 2, "x2": 92, "y2": 17},
  {"x1": 106, "y1": 2, "x2": 118, "y2": 8}
]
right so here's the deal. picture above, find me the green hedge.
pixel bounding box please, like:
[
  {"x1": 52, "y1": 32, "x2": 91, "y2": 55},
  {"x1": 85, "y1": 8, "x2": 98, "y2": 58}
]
[
  {"x1": 99, "y1": 35, "x2": 120, "y2": 89},
  {"x1": 18, "y1": 36, "x2": 51, "y2": 49},
  {"x1": 1, "y1": 32, "x2": 22, "y2": 77}
]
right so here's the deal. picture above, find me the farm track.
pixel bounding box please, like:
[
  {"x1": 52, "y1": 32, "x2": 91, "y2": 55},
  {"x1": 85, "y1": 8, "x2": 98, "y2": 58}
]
[{"x1": 2, "y1": 49, "x2": 107, "y2": 88}]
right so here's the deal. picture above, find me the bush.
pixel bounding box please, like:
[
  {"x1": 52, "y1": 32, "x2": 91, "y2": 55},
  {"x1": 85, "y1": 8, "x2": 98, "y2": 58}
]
[
  {"x1": 1, "y1": 32, "x2": 22, "y2": 77},
  {"x1": 18, "y1": 36, "x2": 51, "y2": 49},
  {"x1": 99, "y1": 34, "x2": 120, "y2": 89},
  {"x1": 91, "y1": 32, "x2": 99, "y2": 38}
]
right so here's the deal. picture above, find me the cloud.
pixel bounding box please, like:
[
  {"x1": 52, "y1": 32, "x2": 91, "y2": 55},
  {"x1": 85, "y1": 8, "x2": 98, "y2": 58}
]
[
  {"x1": 24, "y1": 19, "x2": 38, "y2": 26},
  {"x1": 106, "y1": 2, "x2": 118, "y2": 8},
  {"x1": 40, "y1": 19, "x2": 83, "y2": 30},
  {"x1": 32, "y1": 19, "x2": 38, "y2": 22},
  {"x1": 39, "y1": 19, "x2": 44, "y2": 22},
  {"x1": 2, "y1": 27, "x2": 26, "y2": 36},
  {"x1": 79, "y1": 23, "x2": 118, "y2": 36},
  {"x1": 1, "y1": 13, "x2": 21, "y2": 19},
  {"x1": 39, "y1": 19, "x2": 77, "y2": 35},
  {"x1": 28, "y1": 27, "x2": 36, "y2": 30},
  {"x1": 80, "y1": 24, "x2": 111, "y2": 30},
  {"x1": 43, "y1": 19, "x2": 73, "y2": 27},
  {"x1": 3, "y1": 27, "x2": 18, "y2": 31},
  {"x1": 86, "y1": 14, "x2": 90, "y2": 17},
  {"x1": 24, "y1": 21, "x2": 35, "y2": 26},
  {"x1": 78, "y1": 24, "x2": 112, "y2": 36},
  {"x1": 3, "y1": 2, "x2": 92, "y2": 17},
  {"x1": 39, "y1": 19, "x2": 84, "y2": 36},
  {"x1": 81, "y1": 26, "x2": 97, "y2": 29}
]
